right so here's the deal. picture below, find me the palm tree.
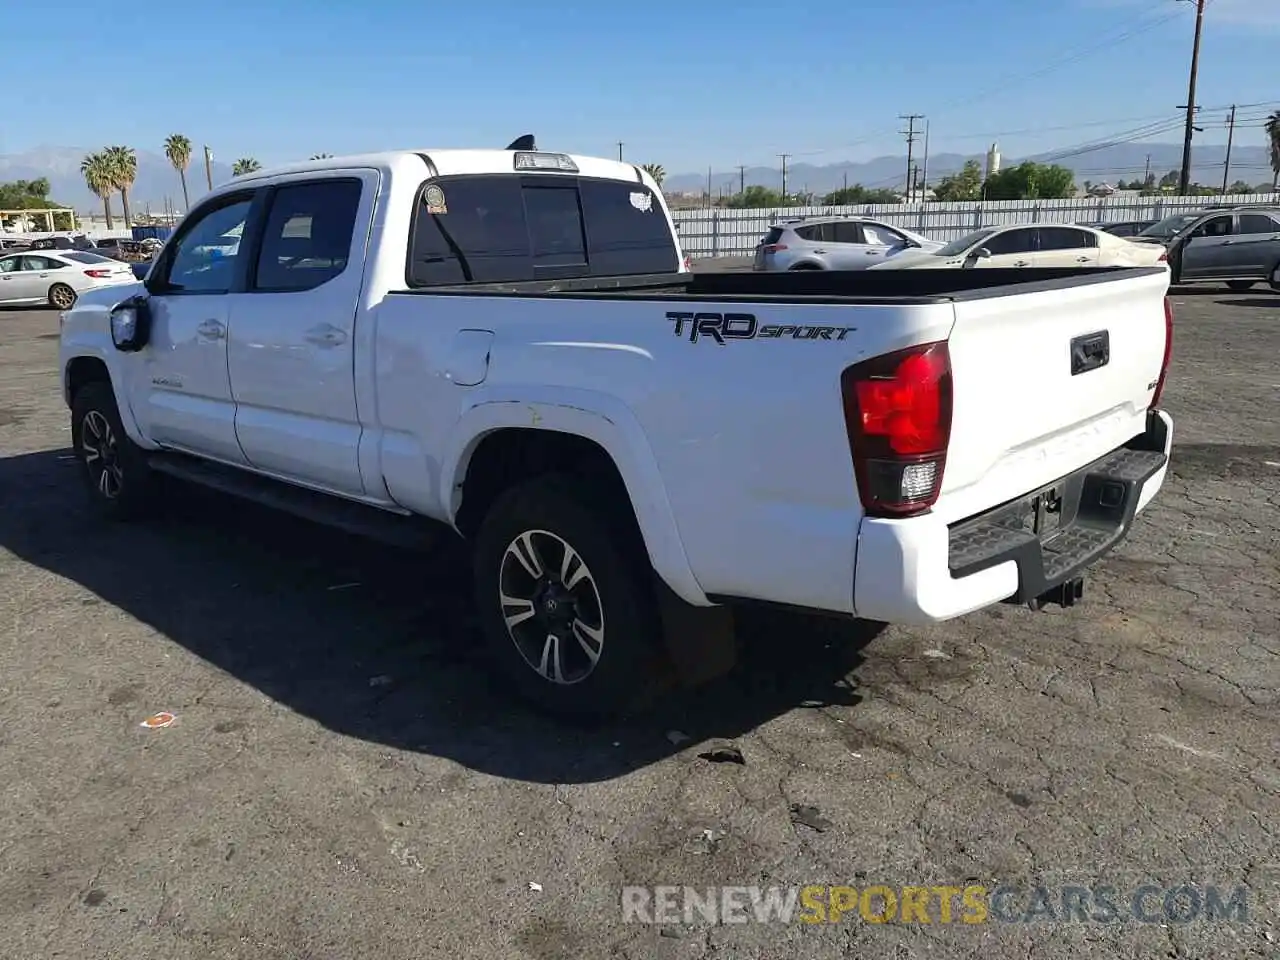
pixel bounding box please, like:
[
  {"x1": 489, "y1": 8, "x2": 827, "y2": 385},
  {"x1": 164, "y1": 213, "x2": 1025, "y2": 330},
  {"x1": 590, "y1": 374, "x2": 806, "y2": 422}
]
[
  {"x1": 80, "y1": 153, "x2": 114, "y2": 230},
  {"x1": 310, "y1": 153, "x2": 334, "y2": 160},
  {"x1": 641, "y1": 163, "x2": 665, "y2": 187},
  {"x1": 102, "y1": 145, "x2": 137, "y2": 228},
  {"x1": 232, "y1": 158, "x2": 262, "y2": 177},
  {"x1": 164, "y1": 134, "x2": 193, "y2": 211},
  {"x1": 1266, "y1": 111, "x2": 1280, "y2": 191}
]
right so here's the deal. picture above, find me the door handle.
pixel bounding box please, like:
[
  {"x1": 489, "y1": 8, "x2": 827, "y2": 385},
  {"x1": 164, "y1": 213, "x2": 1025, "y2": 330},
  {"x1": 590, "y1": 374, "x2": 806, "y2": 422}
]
[
  {"x1": 812, "y1": 249, "x2": 826, "y2": 254},
  {"x1": 1220, "y1": 240, "x2": 1234, "y2": 246},
  {"x1": 197, "y1": 319, "x2": 225, "y2": 339},
  {"x1": 1076, "y1": 256, "x2": 1091, "y2": 263},
  {"x1": 305, "y1": 325, "x2": 347, "y2": 347},
  {"x1": 1014, "y1": 260, "x2": 1029, "y2": 267}
]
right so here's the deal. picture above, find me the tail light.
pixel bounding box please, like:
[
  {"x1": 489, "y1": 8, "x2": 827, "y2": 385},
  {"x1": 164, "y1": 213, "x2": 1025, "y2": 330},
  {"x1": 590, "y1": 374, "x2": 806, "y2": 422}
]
[
  {"x1": 841, "y1": 341, "x2": 953, "y2": 518},
  {"x1": 84, "y1": 269, "x2": 112, "y2": 278},
  {"x1": 1157, "y1": 251, "x2": 1168, "y2": 262},
  {"x1": 1150, "y1": 297, "x2": 1173, "y2": 409},
  {"x1": 682, "y1": 255, "x2": 692, "y2": 271},
  {"x1": 761, "y1": 244, "x2": 788, "y2": 254}
]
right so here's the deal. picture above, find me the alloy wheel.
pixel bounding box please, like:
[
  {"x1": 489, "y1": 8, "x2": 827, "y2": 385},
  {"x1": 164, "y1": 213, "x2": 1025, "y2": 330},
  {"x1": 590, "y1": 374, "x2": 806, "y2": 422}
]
[
  {"x1": 81, "y1": 410, "x2": 123, "y2": 499},
  {"x1": 50, "y1": 285, "x2": 75, "y2": 309},
  {"x1": 498, "y1": 529, "x2": 605, "y2": 685}
]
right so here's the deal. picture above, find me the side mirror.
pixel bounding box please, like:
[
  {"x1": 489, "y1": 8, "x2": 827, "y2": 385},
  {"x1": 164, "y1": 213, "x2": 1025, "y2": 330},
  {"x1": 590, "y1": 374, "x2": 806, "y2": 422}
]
[
  {"x1": 110, "y1": 295, "x2": 152, "y2": 352},
  {"x1": 969, "y1": 247, "x2": 992, "y2": 260},
  {"x1": 902, "y1": 238, "x2": 921, "y2": 249}
]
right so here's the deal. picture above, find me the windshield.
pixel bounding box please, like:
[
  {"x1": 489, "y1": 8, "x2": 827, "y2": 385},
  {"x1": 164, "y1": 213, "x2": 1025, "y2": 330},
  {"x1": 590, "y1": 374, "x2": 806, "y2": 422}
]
[
  {"x1": 1140, "y1": 214, "x2": 1201, "y2": 239},
  {"x1": 63, "y1": 251, "x2": 116, "y2": 264},
  {"x1": 934, "y1": 229, "x2": 996, "y2": 258}
]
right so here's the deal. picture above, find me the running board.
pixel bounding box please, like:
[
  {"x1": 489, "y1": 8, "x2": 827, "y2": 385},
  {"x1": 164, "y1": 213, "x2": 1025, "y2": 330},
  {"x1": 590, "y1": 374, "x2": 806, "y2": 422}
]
[{"x1": 147, "y1": 452, "x2": 447, "y2": 551}]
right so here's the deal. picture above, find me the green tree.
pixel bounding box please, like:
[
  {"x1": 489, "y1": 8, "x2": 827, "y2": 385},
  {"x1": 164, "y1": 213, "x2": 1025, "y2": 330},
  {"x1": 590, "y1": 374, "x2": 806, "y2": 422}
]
[
  {"x1": 983, "y1": 161, "x2": 1074, "y2": 200},
  {"x1": 640, "y1": 163, "x2": 665, "y2": 186},
  {"x1": 102, "y1": 145, "x2": 137, "y2": 227},
  {"x1": 930, "y1": 160, "x2": 983, "y2": 202},
  {"x1": 1226, "y1": 180, "x2": 1254, "y2": 195},
  {"x1": 1266, "y1": 111, "x2": 1280, "y2": 190},
  {"x1": 164, "y1": 134, "x2": 193, "y2": 212},
  {"x1": 1158, "y1": 169, "x2": 1180, "y2": 190},
  {"x1": 232, "y1": 158, "x2": 262, "y2": 177},
  {"x1": 80, "y1": 153, "x2": 115, "y2": 229},
  {"x1": 0, "y1": 178, "x2": 73, "y2": 229},
  {"x1": 723, "y1": 185, "x2": 784, "y2": 208}
]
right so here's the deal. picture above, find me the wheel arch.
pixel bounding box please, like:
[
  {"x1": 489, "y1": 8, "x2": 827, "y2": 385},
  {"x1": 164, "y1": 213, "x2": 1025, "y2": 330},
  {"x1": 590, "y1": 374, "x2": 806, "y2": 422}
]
[{"x1": 441, "y1": 394, "x2": 710, "y2": 607}]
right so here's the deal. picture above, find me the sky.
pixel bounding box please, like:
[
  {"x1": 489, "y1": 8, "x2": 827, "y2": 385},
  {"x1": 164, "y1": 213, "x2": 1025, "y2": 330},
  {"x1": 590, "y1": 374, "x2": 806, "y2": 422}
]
[{"x1": 3, "y1": 0, "x2": 1278, "y2": 176}]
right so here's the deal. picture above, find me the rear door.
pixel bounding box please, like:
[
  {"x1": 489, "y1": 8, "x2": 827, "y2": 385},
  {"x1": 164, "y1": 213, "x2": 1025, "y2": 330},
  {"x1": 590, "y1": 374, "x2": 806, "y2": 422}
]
[
  {"x1": 940, "y1": 269, "x2": 1169, "y2": 522},
  {"x1": 1230, "y1": 212, "x2": 1280, "y2": 277},
  {"x1": 226, "y1": 172, "x2": 373, "y2": 496}
]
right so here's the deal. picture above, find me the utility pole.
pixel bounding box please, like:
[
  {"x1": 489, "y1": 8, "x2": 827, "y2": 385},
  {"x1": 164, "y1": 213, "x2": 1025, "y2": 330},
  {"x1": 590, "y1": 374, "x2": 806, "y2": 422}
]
[
  {"x1": 706, "y1": 166, "x2": 712, "y2": 206},
  {"x1": 920, "y1": 120, "x2": 930, "y2": 200},
  {"x1": 842, "y1": 171, "x2": 848, "y2": 192},
  {"x1": 203, "y1": 145, "x2": 214, "y2": 190},
  {"x1": 1176, "y1": 0, "x2": 1206, "y2": 195},
  {"x1": 617, "y1": 141, "x2": 624, "y2": 161},
  {"x1": 899, "y1": 114, "x2": 924, "y2": 199},
  {"x1": 1144, "y1": 153, "x2": 1152, "y2": 186},
  {"x1": 737, "y1": 165, "x2": 746, "y2": 196},
  {"x1": 778, "y1": 154, "x2": 790, "y2": 198},
  {"x1": 1221, "y1": 104, "x2": 1237, "y2": 195}
]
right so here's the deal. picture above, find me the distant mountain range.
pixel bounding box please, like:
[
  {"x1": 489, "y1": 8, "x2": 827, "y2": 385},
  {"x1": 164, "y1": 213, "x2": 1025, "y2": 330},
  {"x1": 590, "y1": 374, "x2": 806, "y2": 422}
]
[
  {"x1": 0, "y1": 140, "x2": 1274, "y2": 211},
  {"x1": 659, "y1": 142, "x2": 1276, "y2": 197}
]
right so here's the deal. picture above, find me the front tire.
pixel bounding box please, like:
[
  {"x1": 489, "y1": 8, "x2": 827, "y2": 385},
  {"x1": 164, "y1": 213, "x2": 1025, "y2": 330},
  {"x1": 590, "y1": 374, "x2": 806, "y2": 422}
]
[
  {"x1": 1226, "y1": 280, "x2": 1256, "y2": 291},
  {"x1": 1270, "y1": 262, "x2": 1280, "y2": 292},
  {"x1": 70, "y1": 382, "x2": 155, "y2": 521},
  {"x1": 472, "y1": 474, "x2": 664, "y2": 721},
  {"x1": 48, "y1": 283, "x2": 77, "y2": 310}
]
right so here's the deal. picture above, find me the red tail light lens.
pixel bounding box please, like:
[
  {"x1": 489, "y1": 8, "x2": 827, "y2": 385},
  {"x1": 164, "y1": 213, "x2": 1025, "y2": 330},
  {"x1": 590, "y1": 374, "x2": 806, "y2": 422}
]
[
  {"x1": 1157, "y1": 251, "x2": 1168, "y2": 262},
  {"x1": 85, "y1": 269, "x2": 112, "y2": 278},
  {"x1": 682, "y1": 255, "x2": 692, "y2": 271},
  {"x1": 1150, "y1": 297, "x2": 1173, "y2": 409},
  {"x1": 761, "y1": 244, "x2": 788, "y2": 254},
  {"x1": 841, "y1": 341, "x2": 953, "y2": 517}
]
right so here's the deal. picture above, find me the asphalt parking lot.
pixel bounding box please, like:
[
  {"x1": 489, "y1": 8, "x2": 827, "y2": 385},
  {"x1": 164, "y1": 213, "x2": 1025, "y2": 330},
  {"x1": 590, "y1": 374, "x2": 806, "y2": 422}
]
[{"x1": 2, "y1": 283, "x2": 1278, "y2": 960}]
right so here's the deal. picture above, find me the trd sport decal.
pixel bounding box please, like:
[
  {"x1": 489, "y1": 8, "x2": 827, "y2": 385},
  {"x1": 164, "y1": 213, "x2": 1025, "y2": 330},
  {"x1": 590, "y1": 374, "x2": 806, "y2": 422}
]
[{"x1": 666, "y1": 311, "x2": 855, "y2": 345}]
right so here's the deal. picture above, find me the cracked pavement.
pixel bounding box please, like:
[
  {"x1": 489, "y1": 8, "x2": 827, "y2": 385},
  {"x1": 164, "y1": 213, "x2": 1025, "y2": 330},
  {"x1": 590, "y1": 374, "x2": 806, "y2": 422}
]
[{"x1": 1, "y1": 285, "x2": 1277, "y2": 959}]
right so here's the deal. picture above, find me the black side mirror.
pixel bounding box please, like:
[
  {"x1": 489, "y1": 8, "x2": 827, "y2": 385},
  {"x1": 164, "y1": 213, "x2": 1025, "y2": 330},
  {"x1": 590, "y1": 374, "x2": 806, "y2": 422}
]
[
  {"x1": 968, "y1": 247, "x2": 993, "y2": 261},
  {"x1": 110, "y1": 295, "x2": 152, "y2": 352}
]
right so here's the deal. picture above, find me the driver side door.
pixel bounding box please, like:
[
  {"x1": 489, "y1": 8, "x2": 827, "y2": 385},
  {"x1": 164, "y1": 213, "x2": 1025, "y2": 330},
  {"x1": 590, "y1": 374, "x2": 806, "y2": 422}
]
[
  {"x1": 128, "y1": 190, "x2": 263, "y2": 465},
  {"x1": 1178, "y1": 214, "x2": 1234, "y2": 280},
  {"x1": 973, "y1": 227, "x2": 1037, "y2": 268}
]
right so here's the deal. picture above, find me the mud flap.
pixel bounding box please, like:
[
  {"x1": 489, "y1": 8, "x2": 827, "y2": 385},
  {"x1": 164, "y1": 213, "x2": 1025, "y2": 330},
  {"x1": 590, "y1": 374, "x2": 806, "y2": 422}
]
[{"x1": 652, "y1": 575, "x2": 738, "y2": 687}]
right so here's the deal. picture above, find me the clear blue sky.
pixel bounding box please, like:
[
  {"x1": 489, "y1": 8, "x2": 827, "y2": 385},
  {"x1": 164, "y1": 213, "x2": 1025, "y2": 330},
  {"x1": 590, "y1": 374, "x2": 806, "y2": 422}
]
[{"x1": 5, "y1": 0, "x2": 1277, "y2": 175}]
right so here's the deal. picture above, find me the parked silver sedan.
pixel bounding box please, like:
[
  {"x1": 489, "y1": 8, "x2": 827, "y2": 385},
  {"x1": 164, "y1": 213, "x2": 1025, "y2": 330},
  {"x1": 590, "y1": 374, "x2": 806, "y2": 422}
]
[
  {"x1": 753, "y1": 216, "x2": 942, "y2": 271},
  {"x1": 1164, "y1": 206, "x2": 1280, "y2": 291},
  {"x1": 0, "y1": 250, "x2": 136, "y2": 309}
]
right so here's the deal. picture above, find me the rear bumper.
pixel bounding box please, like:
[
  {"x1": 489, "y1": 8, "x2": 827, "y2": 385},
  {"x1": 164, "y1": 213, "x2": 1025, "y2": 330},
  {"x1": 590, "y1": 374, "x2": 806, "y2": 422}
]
[{"x1": 852, "y1": 409, "x2": 1173, "y2": 625}]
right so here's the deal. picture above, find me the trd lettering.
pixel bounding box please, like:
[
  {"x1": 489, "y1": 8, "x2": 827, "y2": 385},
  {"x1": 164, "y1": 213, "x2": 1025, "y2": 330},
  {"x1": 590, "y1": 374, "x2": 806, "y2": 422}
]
[{"x1": 666, "y1": 312, "x2": 855, "y2": 345}]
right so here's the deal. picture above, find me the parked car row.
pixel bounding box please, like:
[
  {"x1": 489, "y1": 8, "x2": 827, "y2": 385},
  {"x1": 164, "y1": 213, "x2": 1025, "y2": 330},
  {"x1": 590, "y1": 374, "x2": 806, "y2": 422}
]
[
  {"x1": 0, "y1": 249, "x2": 137, "y2": 308},
  {"x1": 751, "y1": 205, "x2": 1280, "y2": 290}
]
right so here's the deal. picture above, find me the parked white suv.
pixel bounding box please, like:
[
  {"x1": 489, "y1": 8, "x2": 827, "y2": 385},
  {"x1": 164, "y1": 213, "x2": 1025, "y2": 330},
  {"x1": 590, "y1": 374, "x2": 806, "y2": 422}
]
[{"x1": 754, "y1": 216, "x2": 942, "y2": 271}]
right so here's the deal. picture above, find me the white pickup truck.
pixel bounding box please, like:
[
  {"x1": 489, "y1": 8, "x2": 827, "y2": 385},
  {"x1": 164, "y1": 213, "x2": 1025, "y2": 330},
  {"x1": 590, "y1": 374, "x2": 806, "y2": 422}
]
[{"x1": 58, "y1": 143, "x2": 1174, "y2": 718}]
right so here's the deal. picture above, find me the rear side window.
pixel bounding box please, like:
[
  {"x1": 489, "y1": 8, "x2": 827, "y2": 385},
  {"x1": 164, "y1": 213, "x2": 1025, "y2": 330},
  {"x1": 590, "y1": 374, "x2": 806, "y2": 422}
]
[
  {"x1": 406, "y1": 174, "x2": 677, "y2": 287},
  {"x1": 254, "y1": 179, "x2": 362, "y2": 292},
  {"x1": 1239, "y1": 213, "x2": 1280, "y2": 234},
  {"x1": 761, "y1": 227, "x2": 784, "y2": 246}
]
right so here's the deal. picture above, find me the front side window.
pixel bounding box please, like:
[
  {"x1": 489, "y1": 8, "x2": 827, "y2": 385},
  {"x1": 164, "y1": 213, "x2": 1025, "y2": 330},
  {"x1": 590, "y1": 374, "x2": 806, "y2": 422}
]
[
  {"x1": 253, "y1": 179, "x2": 362, "y2": 292},
  {"x1": 163, "y1": 198, "x2": 253, "y2": 293},
  {"x1": 1193, "y1": 215, "x2": 1233, "y2": 238},
  {"x1": 935, "y1": 229, "x2": 996, "y2": 258},
  {"x1": 0, "y1": 256, "x2": 20, "y2": 273},
  {"x1": 984, "y1": 229, "x2": 1035, "y2": 255}
]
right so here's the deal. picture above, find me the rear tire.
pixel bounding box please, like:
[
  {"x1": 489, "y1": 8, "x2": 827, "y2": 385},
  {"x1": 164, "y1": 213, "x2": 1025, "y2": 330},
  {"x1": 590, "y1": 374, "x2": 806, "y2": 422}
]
[
  {"x1": 49, "y1": 283, "x2": 77, "y2": 310},
  {"x1": 789, "y1": 263, "x2": 823, "y2": 271},
  {"x1": 70, "y1": 381, "x2": 155, "y2": 521},
  {"x1": 1226, "y1": 280, "x2": 1256, "y2": 291},
  {"x1": 1270, "y1": 262, "x2": 1280, "y2": 293},
  {"x1": 471, "y1": 473, "x2": 665, "y2": 721}
]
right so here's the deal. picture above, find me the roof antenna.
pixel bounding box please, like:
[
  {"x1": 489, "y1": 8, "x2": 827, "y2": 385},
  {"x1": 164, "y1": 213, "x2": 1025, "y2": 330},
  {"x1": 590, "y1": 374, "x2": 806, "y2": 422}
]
[{"x1": 505, "y1": 134, "x2": 536, "y2": 151}]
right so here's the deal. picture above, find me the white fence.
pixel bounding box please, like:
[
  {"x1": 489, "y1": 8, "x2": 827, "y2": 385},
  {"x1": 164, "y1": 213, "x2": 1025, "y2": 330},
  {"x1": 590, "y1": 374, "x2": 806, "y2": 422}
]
[{"x1": 670, "y1": 193, "x2": 1280, "y2": 259}]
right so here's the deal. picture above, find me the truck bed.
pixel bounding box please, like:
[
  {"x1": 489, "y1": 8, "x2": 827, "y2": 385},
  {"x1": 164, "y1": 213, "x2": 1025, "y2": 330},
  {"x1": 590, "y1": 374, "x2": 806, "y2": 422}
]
[{"x1": 393, "y1": 266, "x2": 1165, "y2": 302}]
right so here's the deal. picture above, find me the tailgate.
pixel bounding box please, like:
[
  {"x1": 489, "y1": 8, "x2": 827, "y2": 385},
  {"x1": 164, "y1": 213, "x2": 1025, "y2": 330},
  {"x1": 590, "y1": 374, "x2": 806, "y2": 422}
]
[{"x1": 938, "y1": 269, "x2": 1169, "y2": 522}]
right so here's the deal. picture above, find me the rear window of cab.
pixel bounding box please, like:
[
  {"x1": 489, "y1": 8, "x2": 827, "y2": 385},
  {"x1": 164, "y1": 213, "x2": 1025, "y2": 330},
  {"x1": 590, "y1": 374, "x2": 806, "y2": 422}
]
[{"x1": 406, "y1": 174, "x2": 678, "y2": 286}]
